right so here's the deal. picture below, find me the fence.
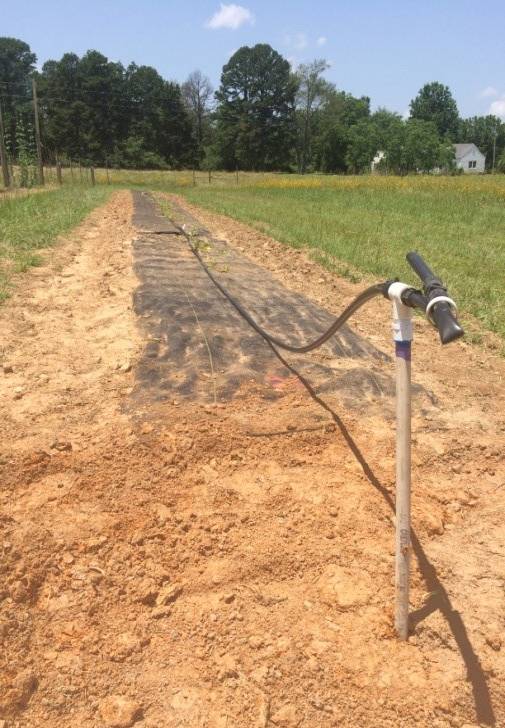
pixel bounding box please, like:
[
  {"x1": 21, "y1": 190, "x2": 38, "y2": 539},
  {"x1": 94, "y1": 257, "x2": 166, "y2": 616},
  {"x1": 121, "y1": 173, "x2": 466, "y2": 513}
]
[{"x1": 0, "y1": 165, "x2": 275, "y2": 192}]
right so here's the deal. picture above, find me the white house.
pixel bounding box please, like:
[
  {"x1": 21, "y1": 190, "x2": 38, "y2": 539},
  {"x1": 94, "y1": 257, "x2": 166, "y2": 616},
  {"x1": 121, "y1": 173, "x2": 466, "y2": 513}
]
[{"x1": 453, "y1": 143, "x2": 486, "y2": 173}]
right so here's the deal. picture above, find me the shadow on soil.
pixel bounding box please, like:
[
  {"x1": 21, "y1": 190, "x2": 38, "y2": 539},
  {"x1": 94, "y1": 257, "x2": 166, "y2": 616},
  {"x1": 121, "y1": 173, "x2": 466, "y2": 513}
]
[{"x1": 268, "y1": 341, "x2": 496, "y2": 727}]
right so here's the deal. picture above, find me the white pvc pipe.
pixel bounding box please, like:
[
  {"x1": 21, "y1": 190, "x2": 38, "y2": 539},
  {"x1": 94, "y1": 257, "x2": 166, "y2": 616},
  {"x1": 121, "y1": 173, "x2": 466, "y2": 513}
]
[
  {"x1": 395, "y1": 339, "x2": 411, "y2": 640},
  {"x1": 388, "y1": 282, "x2": 413, "y2": 641}
]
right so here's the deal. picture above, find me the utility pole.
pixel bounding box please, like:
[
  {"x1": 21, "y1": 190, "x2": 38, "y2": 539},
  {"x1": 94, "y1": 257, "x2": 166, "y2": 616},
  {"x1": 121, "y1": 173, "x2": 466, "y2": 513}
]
[
  {"x1": 0, "y1": 99, "x2": 11, "y2": 188},
  {"x1": 32, "y1": 78, "x2": 44, "y2": 186}
]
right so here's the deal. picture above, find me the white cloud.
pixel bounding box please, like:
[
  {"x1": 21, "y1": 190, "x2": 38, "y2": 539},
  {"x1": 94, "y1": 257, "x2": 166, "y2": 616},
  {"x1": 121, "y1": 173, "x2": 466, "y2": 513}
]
[
  {"x1": 284, "y1": 32, "x2": 308, "y2": 50},
  {"x1": 489, "y1": 97, "x2": 505, "y2": 119},
  {"x1": 481, "y1": 86, "x2": 498, "y2": 98},
  {"x1": 206, "y1": 4, "x2": 254, "y2": 30},
  {"x1": 316, "y1": 36, "x2": 327, "y2": 46}
]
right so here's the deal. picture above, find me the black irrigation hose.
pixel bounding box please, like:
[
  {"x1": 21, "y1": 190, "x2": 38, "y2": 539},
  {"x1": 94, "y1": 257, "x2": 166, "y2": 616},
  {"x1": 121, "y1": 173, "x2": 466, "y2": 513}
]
[{"x1": 177, "y1": 225, "x2": 389, "y2": 354}]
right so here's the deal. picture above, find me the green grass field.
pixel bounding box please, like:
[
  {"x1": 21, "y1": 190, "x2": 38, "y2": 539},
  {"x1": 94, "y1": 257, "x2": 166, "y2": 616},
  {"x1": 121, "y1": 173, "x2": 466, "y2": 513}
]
[
  {"x1": 0, "y1": 185, "x2": 111, "y2": 301},
  {"x1": 1, "y1": 170, "x2": 504, "y2": 348},
  {"x1": 172, "y1": 173, "x2": 505, "y2": 345}
]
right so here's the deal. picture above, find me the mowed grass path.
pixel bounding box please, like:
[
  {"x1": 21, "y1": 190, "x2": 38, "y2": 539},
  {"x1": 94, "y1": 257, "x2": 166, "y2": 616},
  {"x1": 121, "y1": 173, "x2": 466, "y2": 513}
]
[
  {"x1": 0, "y1": 186, "x2": 112, "y2": 301},
  {"x1": 178, "y1": 177, "x2": 505, "y2": 343}
]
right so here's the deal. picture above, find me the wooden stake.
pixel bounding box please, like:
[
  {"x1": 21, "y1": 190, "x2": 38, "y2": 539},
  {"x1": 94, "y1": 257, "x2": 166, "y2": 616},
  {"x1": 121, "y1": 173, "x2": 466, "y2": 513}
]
[
  {"x1": 56, "y1": 161, "x2": 62, "y2": 185},
  {"x1": 32, "y1": 78, "x2": 44, "y2": 186},
  {"x1": 208, "y1": 169, "x2": 212, "y2": 184},
  {"x1": 0, "y1": 100, "x2": 11, "y2": 188},
  {"x1": 90, "y1": 166, "x2": 95, "y2": 186},
  {"x1": 105, "y1": 158, "x2": 110, "y2": 184},
  {"x1": 193, "y1": 168, "x2": 196, "y2": 186}
]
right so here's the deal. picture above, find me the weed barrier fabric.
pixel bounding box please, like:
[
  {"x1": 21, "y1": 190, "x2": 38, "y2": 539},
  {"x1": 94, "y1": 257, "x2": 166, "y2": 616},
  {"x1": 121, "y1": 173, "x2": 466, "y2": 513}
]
[{"x1": 129, "y1": 191, "x2": 425, "y2": 409}]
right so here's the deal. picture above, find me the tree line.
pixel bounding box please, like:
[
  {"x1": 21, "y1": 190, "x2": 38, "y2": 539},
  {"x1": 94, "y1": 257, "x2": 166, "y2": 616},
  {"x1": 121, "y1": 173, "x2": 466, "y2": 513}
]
[{"x1": 1, "y1": 36, "x2": 504, "y2": 175}]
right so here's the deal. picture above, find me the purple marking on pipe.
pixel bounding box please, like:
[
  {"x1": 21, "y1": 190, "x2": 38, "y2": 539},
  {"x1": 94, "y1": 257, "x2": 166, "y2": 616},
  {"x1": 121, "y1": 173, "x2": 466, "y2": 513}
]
[{"x1": 395, "y1": 341, "x2": 411, "y2": 361}]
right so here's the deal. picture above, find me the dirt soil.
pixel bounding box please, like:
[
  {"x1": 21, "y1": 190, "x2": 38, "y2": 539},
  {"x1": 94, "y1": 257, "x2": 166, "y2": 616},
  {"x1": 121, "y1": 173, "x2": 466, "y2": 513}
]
[{"x1": 1, "y1": 190, "x2": 505, "y2": 728}]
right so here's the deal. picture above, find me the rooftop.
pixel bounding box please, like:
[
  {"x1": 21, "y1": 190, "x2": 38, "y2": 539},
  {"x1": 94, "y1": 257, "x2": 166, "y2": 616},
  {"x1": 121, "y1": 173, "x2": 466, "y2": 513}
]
[{"x1": 453, "y1": 143, "x2": 483, "y2": 159}]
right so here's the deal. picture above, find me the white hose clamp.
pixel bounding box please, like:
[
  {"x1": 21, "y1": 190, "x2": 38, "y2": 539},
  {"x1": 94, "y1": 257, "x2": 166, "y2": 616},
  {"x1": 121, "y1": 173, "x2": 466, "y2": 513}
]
[{"x1": 425, "y1": 295, "x2": 457, "y2": 325}]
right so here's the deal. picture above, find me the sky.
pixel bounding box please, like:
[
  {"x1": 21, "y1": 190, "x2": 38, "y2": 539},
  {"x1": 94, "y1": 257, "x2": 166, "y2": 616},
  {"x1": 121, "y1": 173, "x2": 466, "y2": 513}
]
[{"x1": 2, "y1": 0, "x2": 505, "y2": 119}]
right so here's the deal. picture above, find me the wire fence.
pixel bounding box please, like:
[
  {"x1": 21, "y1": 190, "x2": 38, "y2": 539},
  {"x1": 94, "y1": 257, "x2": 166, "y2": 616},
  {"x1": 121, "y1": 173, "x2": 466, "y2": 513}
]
[{"x1": 0, "y1": 164, "x2": 270, "y2": 193}]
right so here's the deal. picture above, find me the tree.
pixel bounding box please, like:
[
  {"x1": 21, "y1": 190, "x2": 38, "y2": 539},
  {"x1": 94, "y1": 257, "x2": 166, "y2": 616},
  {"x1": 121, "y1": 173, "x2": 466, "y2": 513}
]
[
  {"x1": 371, "y1": 109, "x2": 405, "y2": 173},
  {"x1": 182, "y1": 70, "x2": 213, "y2": 165},
  {"x1": 312, "y1": 88, "x2": 370, "y2": 172},
  {"x1": 38, "y1": 51, "x2": 127, "y2": 163},
  {"x1": 345, "y1": 119, "x2": 380, "y2": 173},
  {"x1": 215, "y1": 44, "x2": 298, "y2": 171},
  {"x1": 37, "y1": 51, "x2": 195, "y2": 168},
  {"x1": 0, "y1": 37, "x2": 36, "y2": 158},
  {"x1": 345, "y1": 114, "x2": 454, "y2": 175},
  {"x1": 382, "y1": 119, "x2": 454, "y2": 174},
  {"x1": 497, "y1": 149, "x2": 505, "y2": 173},
  {"x1": 402, "y1": 119, "x2": 451, "y2": 172},
  {"x1": 295, "y1": 59, "x2": 330, "y2": 173},
  {"x1": 124, "y1": 63, "x2": 194, "y2": 167},
  {"x1": 321, "y1": 89, "x2": 370, "y2": 127},
  {"x1": 316, "y1": 123, "x2": 349, "y2": 173},
  {"x1": 410, "y1": 82, "x2": 459, "y2": 138}
]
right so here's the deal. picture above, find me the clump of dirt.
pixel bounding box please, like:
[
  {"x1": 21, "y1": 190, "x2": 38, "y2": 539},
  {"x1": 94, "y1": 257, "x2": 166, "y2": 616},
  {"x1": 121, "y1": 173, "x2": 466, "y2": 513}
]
[{"x1": 1, "y1": 191, "x2": 504, "y2": 727}]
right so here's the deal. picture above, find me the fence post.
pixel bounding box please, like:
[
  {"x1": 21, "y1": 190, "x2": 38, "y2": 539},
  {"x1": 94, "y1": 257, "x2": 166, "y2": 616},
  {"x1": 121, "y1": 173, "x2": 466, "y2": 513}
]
[
  {"x1": 193, "y1": 168, "x2": 196, "y2": 186},
  {"x1": 208, "y1": 169, "x2": 211, "y2": 184},
  {"x1": 0, "y1": 100, "x2": 11, "y2": 188},
  {"x1": 90, "y1": 166, "x2": 96, "y2": 186},
  {"x1": 105, "y1": 158, "x2": 110, "y2": 184},
  {"x1": 236, "y1": 167, "x2": 239, "y2": 185},
  {"x1": 32, "y1": 78, "x2": 45, "y2": 186},
  {"x1": 79, "y1": 160, "x2": 83, "y2": 182}
]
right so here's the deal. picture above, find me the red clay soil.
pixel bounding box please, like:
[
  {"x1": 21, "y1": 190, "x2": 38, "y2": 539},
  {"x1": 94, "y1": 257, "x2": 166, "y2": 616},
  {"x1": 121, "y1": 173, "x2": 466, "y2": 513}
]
[{"x1": 0, "y1": 190, "x2": 504, "y2": 728}]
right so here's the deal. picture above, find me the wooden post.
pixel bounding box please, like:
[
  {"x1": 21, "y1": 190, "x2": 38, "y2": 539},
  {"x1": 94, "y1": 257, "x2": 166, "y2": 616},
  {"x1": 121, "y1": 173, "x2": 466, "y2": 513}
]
[
  {"x1": 192, "y1": 168, "x2": 196, "y2": 186},
  {"x1": 90, "y1": 166, "x2": 95, "y2": 186},
  {"x1": 79, "y1": 160, "x2": 83, "y2": 182},
  {"x1": 32, "y1": 78, "x2": 45, "y2": 186},
  {"x1": 208, "y1": 169, "x2": 211, "y2": 184},
  {"x1": 236, "y1": 167, "x2": 239, "y2": 185},
  {"x1": 56, "y1": 161, "x2": 62, "y2": 185},
  {"x1": 0, "y1": 100, "x2": 11, "y2": 188},
  {"x1": 70, "y1": 160, "x2": 74, "y2": 182},
  {"x1": 105, "y1": 158, "x2": 110, "y2": 184}
]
